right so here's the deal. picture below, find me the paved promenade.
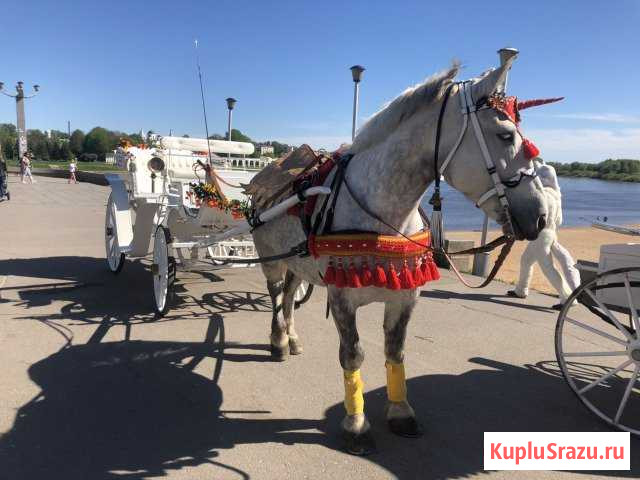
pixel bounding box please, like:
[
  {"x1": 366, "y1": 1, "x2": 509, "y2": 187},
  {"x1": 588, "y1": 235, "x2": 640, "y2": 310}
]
[{"x1": 0, "y1": 176, "x2": 637, "y2": 479}]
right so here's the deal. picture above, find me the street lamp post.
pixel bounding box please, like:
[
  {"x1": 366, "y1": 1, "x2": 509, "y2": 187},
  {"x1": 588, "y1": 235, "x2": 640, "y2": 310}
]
[
  {"x1": 472, "y1": 47, "x2": 519, "y2": 277},
  {"x1": 0, "y1": 81, "x2": 40, "y2": 161},
  {"x1": 225, "y1": 97, "x2": 236, "y2": 164},
  {"x1": 350, "y1": 65, "x2": 365, "y2": 141}
]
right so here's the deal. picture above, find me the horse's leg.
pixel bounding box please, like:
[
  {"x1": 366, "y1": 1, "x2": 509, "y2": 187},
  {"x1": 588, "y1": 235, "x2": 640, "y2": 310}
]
[
  {"x1": 261, "y1": 261, "x2": 289, "y2": 361},
  {"x1": 282, "y1": 270, "x2": 303, "y2": 355},
  {"x1": 330, "y1": 292, "x2": 375, "y2": 455},
  {"x1": 383, "y1": 298, "x2": 423, "y2": 437}
]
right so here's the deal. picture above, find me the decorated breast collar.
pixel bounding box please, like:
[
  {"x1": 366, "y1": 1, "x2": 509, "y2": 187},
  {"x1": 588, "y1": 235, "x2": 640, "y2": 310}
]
[{"x1": 309, "y1": 231, "x2": 440, "y2": 290}]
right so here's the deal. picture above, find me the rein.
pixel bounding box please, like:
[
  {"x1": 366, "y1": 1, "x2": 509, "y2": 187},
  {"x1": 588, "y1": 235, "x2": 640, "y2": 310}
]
[{"x1": 341, "y1": 171, "x2": 514, "y2": 288}]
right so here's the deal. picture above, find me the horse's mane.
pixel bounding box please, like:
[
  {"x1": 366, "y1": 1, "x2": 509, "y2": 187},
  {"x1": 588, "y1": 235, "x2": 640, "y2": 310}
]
[{"x1": 350, "y1": 62, "x2": 460, "y2": 154}]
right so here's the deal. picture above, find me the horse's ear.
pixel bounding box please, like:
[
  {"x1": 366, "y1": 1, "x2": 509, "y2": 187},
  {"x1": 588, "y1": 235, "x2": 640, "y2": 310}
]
[{"x1": 471, "y1": 56, "x2": 516, "y2": 101}]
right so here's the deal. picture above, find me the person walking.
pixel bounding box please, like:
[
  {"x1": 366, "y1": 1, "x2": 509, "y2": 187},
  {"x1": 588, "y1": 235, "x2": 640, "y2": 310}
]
[
  {"x1": 0, "y1": 156, "x2": 9, "y2": 201},
  {"x1": 21, "y1": 153, "x2": 35, "y2": 184},
  {"x1": 68, "y1": 159, "x2": 78, "y2": 184},
  {"x1": 507, "y1": 158, "x2": 581, "y2": 309}
]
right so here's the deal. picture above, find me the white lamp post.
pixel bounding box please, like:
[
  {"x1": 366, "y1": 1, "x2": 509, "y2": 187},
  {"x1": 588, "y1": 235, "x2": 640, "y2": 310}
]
[
  {"x1": 0, "y1": 81, "x2": 40, "y2": 160},
  {"x1": 350, "y1": 65, "x2": 365, "y2": 141},
  {"x1": 226, "y1": 97, "x2": 236, "y2": 163}
]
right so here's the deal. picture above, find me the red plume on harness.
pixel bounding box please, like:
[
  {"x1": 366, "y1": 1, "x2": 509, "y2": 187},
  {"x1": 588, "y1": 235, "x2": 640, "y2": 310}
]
[{"x1": 488, "y1": 95, "x2": 564, "y2": 160}]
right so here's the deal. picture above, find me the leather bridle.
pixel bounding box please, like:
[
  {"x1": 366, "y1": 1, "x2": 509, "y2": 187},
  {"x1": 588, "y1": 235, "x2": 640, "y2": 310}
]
[{"x1": 431, "y1": 80, "x2": 538, "y2": 238}]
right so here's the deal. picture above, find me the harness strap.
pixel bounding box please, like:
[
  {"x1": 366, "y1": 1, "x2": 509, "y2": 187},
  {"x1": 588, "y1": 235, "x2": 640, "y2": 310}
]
[
  {"x1": 439, "y1": 83, "x2": 468, "y2": 175},
  {"x1": 314, "y1": 154, "x2": 353, "y2": 235},
  {"x1": 211, "y1": 240, "x2": 308, "y2": 265},
  {"x1": 443, "y1": 237, "x2": 514, "y2": 288}
]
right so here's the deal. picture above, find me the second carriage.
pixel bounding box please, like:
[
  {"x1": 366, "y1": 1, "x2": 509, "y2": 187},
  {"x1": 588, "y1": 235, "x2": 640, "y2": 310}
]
[{"x1": 554, "y1": 220, "x2": 640, "y2": 434}]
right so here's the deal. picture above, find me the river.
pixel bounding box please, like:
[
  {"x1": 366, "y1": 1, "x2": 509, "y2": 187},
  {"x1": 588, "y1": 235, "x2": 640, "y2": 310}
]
[{"x1": 420, "y1": 177, "x2": 640, "y2": 231}]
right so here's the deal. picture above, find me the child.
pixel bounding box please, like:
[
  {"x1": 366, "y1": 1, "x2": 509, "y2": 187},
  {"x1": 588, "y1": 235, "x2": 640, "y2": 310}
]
[
  {"x1": 21, "y1": 153, "x2": 35, "y2": 184},
  {"x1": 69, "y1": 159, "x2": 78, "y2": 184}
]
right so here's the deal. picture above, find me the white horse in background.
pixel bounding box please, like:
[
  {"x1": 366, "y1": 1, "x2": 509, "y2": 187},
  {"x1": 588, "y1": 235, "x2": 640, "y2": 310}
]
[{"x1": 251, "y1": 54, "x2": 550, "y2": 454}]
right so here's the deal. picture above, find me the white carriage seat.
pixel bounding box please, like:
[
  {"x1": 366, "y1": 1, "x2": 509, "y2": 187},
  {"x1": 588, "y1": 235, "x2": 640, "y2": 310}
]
[
  {"x1": 128, "y1": 149, "x2": 159, "y2": 197},
  {"x1": 164, "y1": 149, "x2": 208, "y2": 182}
]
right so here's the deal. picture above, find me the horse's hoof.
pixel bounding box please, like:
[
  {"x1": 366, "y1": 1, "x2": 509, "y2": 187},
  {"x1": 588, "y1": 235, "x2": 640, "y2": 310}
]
[
  {"x1": 388, "y1": 417, "x2": 424, "y2": 438},
  {"x1": 270, "y1": 344, "x2": 290, "y2": 362},
  {"x1": 342, "y1": 430, "x2": 376, "y2": 456},
  {"x1": 289, "y1": 338, "x2": 303, "y2": 355}
]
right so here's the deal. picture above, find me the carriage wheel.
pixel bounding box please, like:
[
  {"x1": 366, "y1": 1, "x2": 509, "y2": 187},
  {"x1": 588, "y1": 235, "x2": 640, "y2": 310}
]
[
  {"x1": 294, "y1": 281, "x2": 314, "y2": 309},
  {"x1": 152, "y1": 226, "x2": 176, "y2": 316},
  {"x1": 105, "y1": 193, "x2": 125, "y2": 274},
  {"x1": 555, "y1": 267, "x2": 640, "y2": 434}
]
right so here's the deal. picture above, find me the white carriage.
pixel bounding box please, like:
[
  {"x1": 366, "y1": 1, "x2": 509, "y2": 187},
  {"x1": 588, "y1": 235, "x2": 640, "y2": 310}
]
[
  {"x1": 555, "y1": 221, "x2": 640, "y2": 434},
  {"x1": 104, "y1": 136, "x2": 318, "y2": 315}
]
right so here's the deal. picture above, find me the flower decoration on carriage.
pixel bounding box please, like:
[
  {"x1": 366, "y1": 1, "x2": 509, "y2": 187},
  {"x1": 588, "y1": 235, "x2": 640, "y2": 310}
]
[
  {"x1": 188, "y1": 181, "x2": 251, "y2": 220},
  {"x1": 487, "y1": 93, "x2": 564, "y2": 160}
]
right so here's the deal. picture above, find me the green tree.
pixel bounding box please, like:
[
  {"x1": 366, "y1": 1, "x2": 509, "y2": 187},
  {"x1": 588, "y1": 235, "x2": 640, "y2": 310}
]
[
  {"x1": 0, "y1": 124, "x2": 17, "y2": 160},
  {"x1": 84, "y1": 127, "x2": 115, "y2": 161},
  {"x1": 226, "y1": 129, "x2": 253, "y2": 143},
  {"x1": 69, "y1": 130, "x2": 85, "y2": 156},
  {"x1": 58, "y1": 141, "x2": 72, "y2": 161},
  {"x1": 27, "y1": 129, "x2": 49, "y2": 161}
]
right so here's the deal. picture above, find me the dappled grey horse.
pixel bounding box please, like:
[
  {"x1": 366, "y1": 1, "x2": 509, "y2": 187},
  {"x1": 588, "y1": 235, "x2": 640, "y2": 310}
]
[{"x1": 252, "y1": 54, "x2": 549, "y2": 453}]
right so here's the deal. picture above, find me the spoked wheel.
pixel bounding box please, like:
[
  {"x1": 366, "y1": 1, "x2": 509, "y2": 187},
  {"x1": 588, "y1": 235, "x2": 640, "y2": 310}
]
[
  {"x1": 152, "y1": 226, "x2": 176, "y2": 316},
  {"x1": 555, "y1": 267, "x2": 640, "y2": 434},
  {"x1": 105, "y1": 193, "x2": 125, "y2": 274},
  {"x1": 294, "y1": 280, "x2": 314, "y2": 309}
]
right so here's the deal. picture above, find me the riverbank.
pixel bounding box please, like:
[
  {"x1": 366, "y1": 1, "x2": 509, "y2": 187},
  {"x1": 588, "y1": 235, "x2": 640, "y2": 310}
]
[{"x1": 447, "y1": 226, "x2": 639, "y2": 296}]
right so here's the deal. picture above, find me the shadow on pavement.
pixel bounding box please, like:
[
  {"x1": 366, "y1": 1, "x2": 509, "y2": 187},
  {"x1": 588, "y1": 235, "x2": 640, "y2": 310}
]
[
  {"x1": 0, "y1": 315, "x2": 325, "y2": 480},
  {"x1": 3, "y1": 340, "x2": 637, "y2": 479},
  {"x1": 422, "y1": 288, "x2": 558, "y2": 314},
  {"x1": 0, "y1": 256, "x2": 271, "y2": 327},
  {"x1": 323, "y1": 357, "x2": 640, "y2": 479}
]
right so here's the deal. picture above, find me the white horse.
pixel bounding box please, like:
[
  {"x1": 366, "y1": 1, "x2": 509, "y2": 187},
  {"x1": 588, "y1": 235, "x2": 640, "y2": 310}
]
[{"x1": 251, "y1": 56, "x2": 548, "y2": 454}]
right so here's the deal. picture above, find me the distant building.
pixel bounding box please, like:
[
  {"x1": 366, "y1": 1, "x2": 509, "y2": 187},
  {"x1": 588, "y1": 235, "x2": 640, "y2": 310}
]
[
  {"x1": 229, "y1": 156, "x2": 275, "y2": 170},
  {"x1": 259, "y1": 145, "x2": 275, "y2": 156}
]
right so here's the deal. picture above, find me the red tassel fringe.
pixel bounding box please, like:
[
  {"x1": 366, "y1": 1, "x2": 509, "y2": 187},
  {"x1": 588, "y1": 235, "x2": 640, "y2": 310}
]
[
  {"x1": 324, "y1": 260, "x2": 336, "y2": 284},
  {"x1": 399, "y1": 261, "x2": 415, "y2": 289},
  {"x1": 412, "y1": 258, "x2": 424, "y2": 285},
  {"x1": 428, "y1": 256, "x2": 440, "y2": 281},
  {"x1": 347, "y1": 261, "x2": 362, "y2": 288},
  {"x1": 374, "y1": 262, "x2": 387, "y2": 288},
  {"x1": 323, "y1": 255, "x2": 440, "y2": 289},
  {"x1": 387, "y1": 262, "x2": 402, "y2": 290},
  {"x1": 335, "y1": 259, "x2": 347, "y2": 288},
  {"x1": 420, "y1": 256, "x2": 432, "y2": 282},
  {"x1": 360, "y1": 260, "x2": 373, "y2": 287}
]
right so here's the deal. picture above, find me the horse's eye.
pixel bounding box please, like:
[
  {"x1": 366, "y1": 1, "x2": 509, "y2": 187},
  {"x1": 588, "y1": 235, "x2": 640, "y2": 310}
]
[{"x1": 497, "y1": 132, "x2": 514, "y2": 142}]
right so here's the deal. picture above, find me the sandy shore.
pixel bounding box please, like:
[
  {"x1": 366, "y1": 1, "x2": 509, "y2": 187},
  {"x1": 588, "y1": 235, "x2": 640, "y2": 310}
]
[{"x1": 447, "y1": 226, "x2": 639, "y2": 296}]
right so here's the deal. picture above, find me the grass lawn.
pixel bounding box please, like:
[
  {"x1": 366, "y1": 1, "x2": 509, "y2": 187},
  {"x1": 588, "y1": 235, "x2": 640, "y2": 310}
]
[{"x1": 30, "y1": 161, "x2": 124, "y2": 172}]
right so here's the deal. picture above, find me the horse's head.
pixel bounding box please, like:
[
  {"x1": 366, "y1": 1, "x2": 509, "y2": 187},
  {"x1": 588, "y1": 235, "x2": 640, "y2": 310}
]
[{"x1": 440, "y1": 57, "x2": 558, "y2": 240}]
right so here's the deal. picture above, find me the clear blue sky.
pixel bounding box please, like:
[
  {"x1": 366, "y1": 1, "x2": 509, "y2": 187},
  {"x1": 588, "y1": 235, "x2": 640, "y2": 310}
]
[{"x1": 1, "y1": 0, "x2": 638, "y2": 162}]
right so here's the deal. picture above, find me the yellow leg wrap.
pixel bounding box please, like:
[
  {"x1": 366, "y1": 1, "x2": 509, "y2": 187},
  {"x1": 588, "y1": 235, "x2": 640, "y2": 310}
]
[
  {"x1": 385, "y1": 361, "x2": 407, "y2": 403},
  {"x1": 343, "y1": 369, "x2": 365, "y2": 415}
]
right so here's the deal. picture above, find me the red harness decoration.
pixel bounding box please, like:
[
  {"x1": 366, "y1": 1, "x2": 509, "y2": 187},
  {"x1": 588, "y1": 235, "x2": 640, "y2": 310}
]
[
  {"x1": 487, "y1": 94, "x2": 541, "y2": 160},
  {"x1": 309, "y1": 231, "x2": 440, "y2": 290}
]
